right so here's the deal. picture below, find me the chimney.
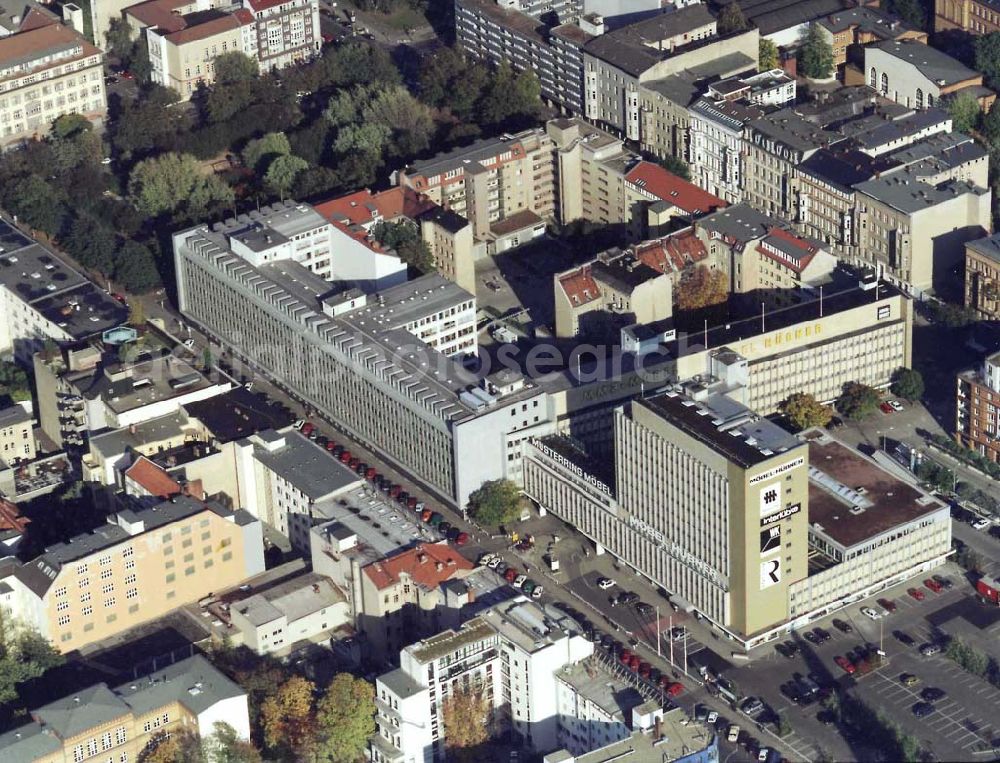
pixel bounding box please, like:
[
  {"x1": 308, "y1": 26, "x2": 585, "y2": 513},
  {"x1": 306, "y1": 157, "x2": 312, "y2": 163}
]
[
  {"x1": 417, "y1": 552, "x2": 427, "y2": 564},
  {"x1": 435, "y1": 562, "x2": 444, "y2": 571},
  {"x1": 129, "y1": 423, "x2": 137, "y2": 434}
]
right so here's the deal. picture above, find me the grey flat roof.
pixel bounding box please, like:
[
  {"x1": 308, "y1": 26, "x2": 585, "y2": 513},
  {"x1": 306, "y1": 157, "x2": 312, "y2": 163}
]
[
  {"x1": 32, "y1": 684, "x2": 130, "y2": 740},
  {"x1": 0, "y1": 404, "x2": 30, "y2": 428},
  {"x1": 818, "y1": 4, "x2": 919, "y2": 36},
  {"x1": 641, "y1": 391, "x2": 801, "y2": 468},
  {"x1": 88, "y1": 409, "x2": 195, "y2": 459},
  {"x1": 116, "y1": 494, "x2": 231, "y2": 533},
  {"x1": 847, "y1": 108, "x2": 950, "y2": 151},
  {"x1": 558, "y1": 658, "x2": 643, "y2": 720},
  {"x1": 747, "y1": 108, "x2": 835, "y2": 153},
  {"x1": 406, "y1": 132, "x2": 528, "y2": 177},
  {"x1": 233, "y1": 572, "x2": 344, "y2": 626},
  {"x1": 696, "y1": 203, "x2": 776, "y2": 243},
  {"x1": 869, "y1": 39, "x2": 980, "y2": 86},
  {"x1": 251, "y1": 427, "x2": 363, "y2": 501},
  {"x1": 854, "y1": 169, "x2": 988, "y2": 213},
  {"x1": 718, "y1": 0, "x2": 843, "y2": 34},
  {"x1": 113, "y1": 654, "x2": 245, "y2": 718},
  {"x1": 378, "y1": 667, "x2": 426, "y2": 699},
  {"x1": 0, "y1": 720, "x2": 63, "y2": 763},
  {"x1": 966, "y1": 233, "x2": 1000, "y2": 263}
]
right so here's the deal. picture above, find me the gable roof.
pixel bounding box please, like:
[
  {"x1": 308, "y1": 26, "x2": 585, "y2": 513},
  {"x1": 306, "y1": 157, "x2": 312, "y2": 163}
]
[
  {"x1": 635, "y1": 229, "x2": 709, "y2": 274},
  {"x1": 314, "y1": 187, "x2": 435, "y2": 228},
  {"x1": 32, "y1": 684, "x2": 130, "y2": 740},
  {"x1": 757, "y1": 227, "x2": 821, "y2": 273},
  {"x1": 124, "y1": 456, "x2": 182, "y2": 499},
  {"x1": 869, "y1": 39, "x2": 980, "y2": 87},
  {"x1": 625, "y1": 162, "x2": 727, "y2": 216},
  {"x1": 363, "y1": 542, "x2": 474, "y2": 591}
]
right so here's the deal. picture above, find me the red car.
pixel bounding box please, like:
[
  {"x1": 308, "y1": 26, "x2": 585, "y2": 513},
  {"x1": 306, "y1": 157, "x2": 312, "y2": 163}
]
[
  {"x1": 406, "y1": 496, "x2": 418, "y2": 510},
  {"x1": 300, "y1": 422, "x2": 315, "y2": 436},
  {"x1": 503, "y1": 568, "x2": 518, "y2": 583},
  {"x1": 834, "y1": 655, "x2": 856, "y2": 674},
  {"x1": 627, "y1": 655, "x2": 640, "y2": 671},
  {"x1": 420, "y1": 509, "x2": 433, "y2": 522},
  {"x1": 339, "y1": 450, "x2": 352, "y2": 463},
  {"x1": 908, "y1": 587, "x2": 925, "y2": 601},
  {"x1": 878, "y1": 598, "x2": 897, "y2": 613},
  {"x1": 880, "y1": 401, "x2": 895, "y2": 414},
  {"x1": 619, "y1": 649, "x2": 632, "y2": 665},
  {"x1": 924, "y1": 578, "x2": 944, "y2": 593},
  {"x1": 119, "y1": 70, "x2": 134, "y2": 80},
  {"x1": 325, "y1": 440, "x2": 337, "y2": 452},
  {"x1": 454, "y1": 532, "x2": 469, "y2": 546},
  {"x1": 638, "y1": 661, "x2": 651, "y2": 678},
  {"x1": 364, "y1": 467, "x2": 377, "y2": 480},
  {"x1": 666, "y1": 681, "x2": 684, "y2": 697},
  {"x1": 348, "y1": 457, "x2": 360, "y2": 470},
  {"x1": 388, "y1": 484, "x2": 401, "y2": 498}
]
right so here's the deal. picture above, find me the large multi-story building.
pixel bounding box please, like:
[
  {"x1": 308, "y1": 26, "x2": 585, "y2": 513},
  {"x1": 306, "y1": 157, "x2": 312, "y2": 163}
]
[
  {"x1": 816, "y1": 5, "x2": 926, "y2": 70},
  {"x1": 935, "y1": 0, "x2": 1000, "y2": 34},
  {"x1": 524, "y1": 392, "x2": 950, "y2": 650},
  {"x1": 371, "y1": 598, "x2": 594, "y2": 763},
  {"x1": 0, "y1": 218, "x2": 128, "y2": 362},
  {"x1": 0, "y1": 494, "x2": 264, "y2": 652},
  {"x1": 956, "y1": 349, "x2": 1000, "y2": 462},
  {"x1": 0, "y1": 655, "x2": 251, "y2": 761},
  {"x1": 125, "y1": 0, "x2": 320, "y2": 99},
  {"x1": 455, "y1": 0, "x2": 592, "y2": 115},
  {"x1": 964, "y1": 232, "x2": 1000, "y2": 319},
  {"x1": 397, "y1": 128, "x2": 558, "y2": 246},
  {"x1": 0, "y1": 19, "x2": 107, "y2": 146},
  {"x1": 174, "y1": 216, "x2": 554, "y2": 507}
]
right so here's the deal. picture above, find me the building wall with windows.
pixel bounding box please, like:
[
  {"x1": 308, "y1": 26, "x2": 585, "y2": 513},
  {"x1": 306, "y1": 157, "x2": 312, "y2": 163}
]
[
  {"x1": 0, "y1": 495, "x2": 263, "y2": 653},
  {"x1": 0, "y1": 655, "x2": 250, "y2": 763},
  {"x1": 965, "y1": 233, "x2": 1000, "y2": 318},
  {"x1": 935, "y1": 0, "x2": 1000, "y2": 34},
  {"x1": 956, "y1": 350, "x2": 1000, "y2": 462},
  {"x1": 0, "y1": 22, "x2": 106, "y2": 147},
  {"x1": 0, "y1": 404, "x2": 35, "y2": 464}
]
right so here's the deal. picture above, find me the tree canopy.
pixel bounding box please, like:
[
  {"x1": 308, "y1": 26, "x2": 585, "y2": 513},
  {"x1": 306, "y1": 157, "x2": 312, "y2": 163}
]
[
  {"x1": 836, "y1": 381, "x2": 881, "y2": 420},
  {"x1": 468, "y1": 479, "x2": 525, "y2": 526},
  {"x1": 675, "y1": 266, "x2": 729, "y2": 311},
  {"x1": 0, "y1": 608, "x2": 64, "y2": 727},
  {"x1": 889, "y1": 367, "x2": 924, "y2": 401},
  {"x1": 241, "y1": 132, "x2": 291, "y2": 174},
  {"x1": 800, "y1": 24, "x2": 834, "y2": 79},
  {"x1": 128, "y1": 153, "x2": 234, "y2": 218},
  {"x1": 372, "y1": 220, "x2": 435, "y2": 273},
  {"x1": 314, "y1": 673, "x2": 375, "y2": 762},
  {"x1": 948, "y1": 92, "x2": 981, "y2": 133},
  {"x1": 759, "y1": 38, "x2": 779, "y2": 70},
  {"x1": 442, "y1": 685, "x2": 492, "y2": 763},
  {"x1": 717, "y1": 3, "x2": 749, "y2": 34},
  {"x1": 974, "y1": 31, "x2": 1000, "y2": 88},
  {"x1": 780, "y1": 392, "x2": 833, "y2": 430}
]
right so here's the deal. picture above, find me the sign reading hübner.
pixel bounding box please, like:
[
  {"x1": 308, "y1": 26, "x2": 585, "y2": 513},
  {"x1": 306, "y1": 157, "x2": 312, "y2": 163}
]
[
  {"x1": 748, "y1": 456, "x2": 805, "y2": 486},
  {"x1": 531, "y1": 439, "x2": 613, "y2": 496}
]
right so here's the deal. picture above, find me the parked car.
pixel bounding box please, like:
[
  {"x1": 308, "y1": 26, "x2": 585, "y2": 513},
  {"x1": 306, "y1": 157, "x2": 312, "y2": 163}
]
[
  {"x1": 446, "y1": 527, "x2": 461, "y2": 542},
  {"x1": 861, "y1": 606, "x2": 882, "y2": 620},
  {"x1": 812, "y1": 627, "x2": 831, "y2": 642},
  {"x1": 727, "y1": 725, "x2": 741, "y2": 744},
  {"x1": 513, "y1": 575, "x2": 527, "y2": 589},
  {"x1": 503, "y1": 568, "x2": 518, "y2": 584},
  {"x1": 437, "y1": 522, "x2": 452, "y2": 536},
  {"x1": 921, "y1": 687, "x2": 946, "y2": 702},
  {"x1": 912, "y1": 702, "x2": 935, "y2": 718},
  {"x1": 893, "y1": 630, "x2": 914, "y2": 645},
  {"x1": 908, "y1": 587, "x2": 925, "y2": 601},
  {"x1": 666, "y1": 682, "x2": 684, "y2": 697},
  {"x1": 597, "y1": 577, "x2": 616, "y2": 590},
  {"x1": 530, "y1": 584, "x2": 543, "y2": 599},
  {"x1": 803, "y1": 631, "x2": 820, "y2": 645},
  {"x1": 455, "y1": 532, "x2": 469, "y2": 546},
  {"x1": 522, "y1": 580, "x2": 536, "y2": 596},
  {"x1": 670, "y1": 627, "x2": 687, "y2": 642},
  {"x1": 924, "y1": 578, "x2": 944, "y2": 593},
  {"x1": 833, "y1": 618, "x2": 853, "y2": 633},
  {"x1": 932, "y1": 574, "x2": 953, "y2": 590},
  {"x1": 919, "y1": 643, "x2": 941, "y2": 657},
  {"x1": 900, "y1": 673, "x2": 920, "y2": 686},
  {"x1": 880, "y1": 401, "x2": 895, "y2": 414},
  {"x1": 877, "y1": 598, "x2": 898, "y2": 613},
  {"x1": 972, "y1": 517, "x2": 991, "y2": 531},
  {"x1": 887, "y1": 400, "x2": 904, "y2": 412},
  {"x1": 636, "y1": 602, "x2": 654, "y2": 616},
  {"x1": 834, "y1": 656, "x2": 856, "y2": 674},
  {"x1": 740, "y1": 697, "x2": 764, "y2": 717}
]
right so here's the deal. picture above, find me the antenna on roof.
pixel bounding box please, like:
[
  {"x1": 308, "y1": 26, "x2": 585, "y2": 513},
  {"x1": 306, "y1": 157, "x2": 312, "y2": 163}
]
[
  {"x1": 761, "y1": 302, "x2": 765, "y2": 333},
  {"x1": 819, "y1": 285, "x2": 824, "y2": 318}
]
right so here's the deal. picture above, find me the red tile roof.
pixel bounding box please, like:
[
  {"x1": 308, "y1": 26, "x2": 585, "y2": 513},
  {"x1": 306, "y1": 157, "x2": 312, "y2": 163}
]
[
  {"x1": 0, "y1": 21, "x2": 100, "y2": 73},
  {"x1": 0, "y1": 498, "x2": 29, "y2": 534},
  {"x1": 18, "y1": 7, "x2": 59, "y2": 33},
  {"x1": 313, "y1": 187, "x2": 435, "y2": 228},
  {"x1": 123, "y1": 0, "x2": 189, "y2": 33},
  {"x1": 363, "y1": 542, "x2": 474, "y2": 591},
  {"x1": 635, "y1": 229, "x2": 708, "y2": 274},
  {"x1": 244, "y1": 0, "x2": 294, "y2": 11},
  {"x1": 625, "y1": 162, "x2": 727, "y2": 216},
  {"x1": 165, "y1": 10, "x2": 253, "y2": 44},
  {"x1": 756, "y1": 226, "x2": 819, "y2": 274},
  {"x1": 124, "y1": 456, "x2": 182, "y2": 500},
  {"x1": 558, "y1": 265, "x2": 601, "y2": 307}
]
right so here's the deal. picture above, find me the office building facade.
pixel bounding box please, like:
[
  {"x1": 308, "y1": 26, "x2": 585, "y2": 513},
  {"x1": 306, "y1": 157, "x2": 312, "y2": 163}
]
[{"x1": 956, "y1": 350, "x2": 1000, "y2": 462}]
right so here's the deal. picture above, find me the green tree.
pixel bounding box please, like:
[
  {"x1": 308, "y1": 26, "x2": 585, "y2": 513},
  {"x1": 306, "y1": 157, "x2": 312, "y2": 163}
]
[
  {"x1": 974, "y1": 31, "x2": 1000, "y2": 88},
  {"x1": 5, "y1": 176, "x2": 66, "y2": 235},
  {"x1": 128, "y1": 152, "x2": 234, "y2": 218},
  {"x1": 467, "y1": 479, "x2": 525, "y2": 526},
  {"x1": 658, "y1": 154, "x2": 691, "y2": 181},
  {"x1": 333, "y1": 122, "x2": 391, "y2": 158},
  {"x1": 884, "y1": 0, "x2": 927, "y2": 28},
  {"x1": 441, "y1": 685, "x2": 491, "y2": 763},
  {"x1": 836, "y1": 381, "x2": 881, "y2": 420},
  {"x1": 418, "y1": 47, "x2": 490, "y2": 121},
  {"x1": 890, "y1": 367, "x2": 924, "y2": 401},
  {"x1": 105, "y1": 17, "x2": 134, "y2": 61},
  {"x1": 718, "y1": 2, "x2": 749, "y2": 34},
  {"x1": 781, "y1": 392, "x2": 833, "y2": 430},
  {"x1": 241, "y1": 132, "x2": 291, "y2": 174},
  {"x1": 214, "y1": 52, "x2": 259, "y2": 84},
  {"x1": 63, "y1": 213, "x2": 117, "y2": 274},
  {"x1": 675, "y1": 266, "x2": 728, "y2": 310},
  {"x1": 759, "y1": 38, "x2": 779, "y2": 70},
  {"x1": 372, "y1": 220, "x2": 435, "y2": 273},
  {"x1": 361, "y1": 85, "x2": 435, "y2": 158},
  {"x1": 0, "y1": 608, "x2": 64, "y2": 714},
  {"x1": 112, "y1": 85, "x2": 190, "y2": 158},
  {"x1": 51, "y1": 113, "x2": 93, "y2": 141},
  {"x1": 204, "y1": 722, "x2": 262, "y2": 763},
  {"x1": 264, "y1": 155, "x2": 308, "y2": 199},
  {"x1": 948, "y1": 91, "x2": 982, "y2": 133},
  {"x1": 800, "y1": 24, "x2": 834, "y2": 79},
  {"x1": 260, "y1": 675, "x2": 316, "y2": 757},
  {"x1": 114, "y1": 241, "x2": 161, "y2": 292},
  {"x1": 0, "y1": 361, "x2": 31, "y2": 403},
  {"x1": 314, "y1": 673, "x2": 375, "y2": 763},
  {"x1": 325, "y1": 41, "x2": 401, "y2": 88}
]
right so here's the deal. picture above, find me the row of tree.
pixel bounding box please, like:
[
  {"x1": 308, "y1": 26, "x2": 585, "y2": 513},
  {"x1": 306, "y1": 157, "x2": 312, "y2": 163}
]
[{"x1": 777, "y1": 369, "x2": 924, "y2": 429}]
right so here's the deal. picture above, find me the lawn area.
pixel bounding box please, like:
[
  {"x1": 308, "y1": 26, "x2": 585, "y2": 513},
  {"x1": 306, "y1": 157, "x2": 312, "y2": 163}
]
[{"x1": 340, "y1": 0, "x2": 428, "y2": 32}]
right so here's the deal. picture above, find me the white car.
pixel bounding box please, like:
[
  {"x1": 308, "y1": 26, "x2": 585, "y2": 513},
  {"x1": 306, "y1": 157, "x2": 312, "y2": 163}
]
[
  {"x1": 972, "y1": 518, "x2": 991, "y2": 531},
  {"x1": 513, "y1": 574, "x2": 527, "y2": 588},
  {"x1": 887, "y1": 399, "x2": 904, "y2": 412},
  {"x1": 707, "y1": 711, "x2": 718, "y2": 725},
  {"x1": 861, "y1": 606, "x2": 882, "y2": 620},
  {"x1": 478, "y1": 553, "x2": 496, "y2": 566},
  {"x1": 531, "y1": 585, "x2": 544, "y2": 599},
  {"x1": 182, "y1": 338, "x2": 195, "y2": 349},
  {"x1": 727, "y1": 725, "x2": 741, "y2": 744},
  {"x1": 487, "y1": 557, "x2": 502, "y2": 569},
  {"x1": 597, "y1": 577, "x2": 616, "y2": 590},
  {"x1": 758, "y1": 749, "x2": 771, "y2": 763}
]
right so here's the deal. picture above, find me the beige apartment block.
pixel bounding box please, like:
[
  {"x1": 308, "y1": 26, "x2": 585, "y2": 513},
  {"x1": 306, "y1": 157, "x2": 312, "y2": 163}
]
[
  {"x1": 0, "y1": 22, "x2": 106, "y2": 146},
  {"x1": 0, "y1": 404, "x2": 35, "y2": 464},
  {"x1": 420, "y1": 207, "x2": 476, "y2": 294},
  {"x1": 0, "y1": 494, "x2": 264, "y2": 653},
  {"x1": 965, "y1": 233, "x2": 1000, "y2": 319}
]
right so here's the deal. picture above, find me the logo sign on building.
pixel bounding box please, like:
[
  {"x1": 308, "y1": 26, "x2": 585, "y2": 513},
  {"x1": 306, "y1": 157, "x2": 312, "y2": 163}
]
[
  {"x1": 877, "y1": 304, "x2": 891, "y2": 320},
  {"x1": 759, "y1": 481, "x2": 781, "y2": 518},
  {"x1": 748, "y1": 456, "x2": 805, "y2": 486},
  {"x1": 760, "y1": 503, "x2": 801, "y2": 527},
  {"x1": 760, "y1": 526, "x2": 781, "y2": 556},
  {"x1": 760, "y1": 558, "x2": 782, "y2": 589},
  {"x1": 531, "y1": 439, "x2": 612, "y2": 496}
]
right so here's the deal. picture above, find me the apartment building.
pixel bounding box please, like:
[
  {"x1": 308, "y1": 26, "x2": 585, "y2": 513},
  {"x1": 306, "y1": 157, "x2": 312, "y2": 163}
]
[
  {"x1": 420, "y1": 207, "x2": 476, "y2": 295},
  {"x1": 0, "y1": 655, "x2": 250, "y2": 762},
  {"x1": 553, "y1": 250, "x2": 672, "y2": 338},
  {"x1": 33, "y1": 341, "x2": 231, "y2": 449},
  {"x1": 357, "y1": 541, "x2": 476, "y2": 658},
  {"x1": 0, "y1": 403, "x2": 34, "y2": 465},
  {"x1": 370, "y1": 598, "x2": 593, "y2": 763},
  {"x1": 688, "y1": 98, "x2": 762, "y2": 205},
  {"x1": 956, "y1": 349, "x2": 1000, "y2": 461},
  {"x1": 864, "y1": 39, "x2": 995, "y2": 111},
  {"x1": 965, "y1": 232, "x2": 1000, "y2": 319},
  {"x1": 0, "y1": 219, "x2": 127, "y2": 362},
  {"x1": 0, "y1": 494, "x2": 264, "y2": 652},
  {"x1": 174, "y1": 219, "x2": 552, "y2": 507},
  {"x1": 935, "y1": 0, "x2": 1000, "y2": 33},
  {"x1": 454, "y1": 0, "x2": 592, "y2": 115},
  {"x1": 234, "y1": 427, "x2": 363, "y2": 552},
  {"x1": 125, "y1": 0, "x2": 319, "y2": 99},
  {"x1": 397, "y1": 129, "x2": 557, "y2": 245},
  {"x1": 817, "y1": 5, "x2": 926, "y2": 69},
  {"x1": 853, "y1": 163, "x2": 991, "y2": 294},
  {"x1": 548, "y1": 116, "x2": 725, "y2": 239},
  {"x1": 0, "y1": 19, "x2": 106, "y2": 146}
]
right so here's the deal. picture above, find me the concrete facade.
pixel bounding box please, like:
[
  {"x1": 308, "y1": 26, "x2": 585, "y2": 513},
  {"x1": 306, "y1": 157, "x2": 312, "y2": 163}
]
[{"x1": 964, "y1": 233, "x2": 1000, "y2": 319}]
